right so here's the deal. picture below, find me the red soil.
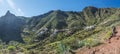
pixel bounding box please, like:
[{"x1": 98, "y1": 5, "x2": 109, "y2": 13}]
[{"x1": 75, "y1": 26, "x2": 120, "y2": 54}]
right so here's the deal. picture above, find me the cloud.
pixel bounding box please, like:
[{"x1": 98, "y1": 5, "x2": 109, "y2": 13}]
[
  {"x1": 18, "y1": 8, "x2": 24, "y2": 15},
  {"x1": 6, "y1": 0, "x2": 24, "y2": 16}
]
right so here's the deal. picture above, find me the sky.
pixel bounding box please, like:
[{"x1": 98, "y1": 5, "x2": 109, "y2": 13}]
[{"x1": 0, "y1": 0, "x2": 120, "y2": 17}]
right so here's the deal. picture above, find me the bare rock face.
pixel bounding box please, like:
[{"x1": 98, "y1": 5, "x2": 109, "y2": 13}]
[{"x1": 0, "y1": 11, "x2": 25, "y2": 42}]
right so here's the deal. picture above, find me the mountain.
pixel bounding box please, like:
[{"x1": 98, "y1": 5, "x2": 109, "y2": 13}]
[
  {"x1": 21, "y1": 6, "x2": 120, "y2": 53},
  {"x1": 0, "y1": 6, "x2": 120, "y2": 54},
  {"x1": 26, "y1": 6, "x2": 118, "y2": 31},
  {"x1": 0, "y1": 11, "x2": 26, "y2": 42},
  {"x1": 24, "y1": 6, "x2": 118, "y2": 42}
]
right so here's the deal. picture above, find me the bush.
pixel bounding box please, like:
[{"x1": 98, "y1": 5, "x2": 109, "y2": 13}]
[
  {"x1": 103, "y1": 31, "x2": 112, "y2": 40},
  {"x1": 7, "y1": 46, "x2": 16, "y2": 51},
  {"x1": 78, "y1": 40, "x2": 84, "y2": 47},
  {"x1": 72, "y1": 37, "x2": 101, "y2": 48},
  {"x1": 57, "y1": 41, "x2": 70, "y2": 54},
  {"x1": 84, "y1": 38, "x2": 100, "y2": 47}
]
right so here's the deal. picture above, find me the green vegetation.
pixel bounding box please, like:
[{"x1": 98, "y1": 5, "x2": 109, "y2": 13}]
[
  {"x1": 103, "y1": 30, "x2": 112, "y2": 40},
  {"x1": 84, "y1": 38, "x2": 100, "y2": 47},
  {"x1": 57, "y1": 41, "x2": 70, "y2": 54},
  {"x1": 7, "y1": 46, "x2": 16, "y2": 51},
  {"x1": 0, "y1": 6, "x2": 120, "y2": 54}
]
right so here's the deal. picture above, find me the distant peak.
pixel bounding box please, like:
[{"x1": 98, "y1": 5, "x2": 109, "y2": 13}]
[
  {"x1": 5, "y1": 10, "x2": 14, "y2": 16},
  {"x1": 54, "y1": 10, "x2": 62, "y2": 12},
  {"x1": 83, "y1": 6, "x2": 98, "y2": 14},
  {"x1": 86, "y1": 6, "x2": 97, "y2": 8},
  {"x1": 83, "y1": 6, "x2": 98, "y2": 11},
  {"x1": 53, "y1": 10, "x2": 65, "y2": 14},
  {"x1": 6, "y1": 10, "x2": 11, "y2": 14}
]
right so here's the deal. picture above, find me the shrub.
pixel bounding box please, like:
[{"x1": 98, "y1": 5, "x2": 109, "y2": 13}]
[
  {"x1": 84, "y1": 38, "x2": 100, "y2": 47},
  {"x1": 57, "y1": 41, "x2": 70, "y2": 54},
  {"x1": 7, "y1": 46, "x2": 16, "y2": 51},
  {"x1": 103, "y1": 31, "x2": 112, "y2": 40},
  {"x1": 78, "y1": 40, "x2": 84, "y2": 48}
]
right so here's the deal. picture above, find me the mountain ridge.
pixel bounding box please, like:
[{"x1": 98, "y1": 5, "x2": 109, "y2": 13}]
[{"x1": 0, "y1": 6, "x2": 120, "y2": 54}]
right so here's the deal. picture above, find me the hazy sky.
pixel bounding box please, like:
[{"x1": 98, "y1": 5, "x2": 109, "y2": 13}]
[{"x1": 0, "y1": 0, "x2": 120, "y2": 17}]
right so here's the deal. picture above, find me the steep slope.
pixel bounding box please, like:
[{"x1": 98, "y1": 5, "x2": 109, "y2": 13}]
[
  {"x1": 75, "y1": 26, "x2": 120, "y2": 54},
  {"x1": 0, "y1": 11, "x2": 26, "y2": 42},
  {"x1": 26, "y1": 6, "x2": 117, "y2": 40},
  {"x1": 21, "y1": 6, "x2": 120, "y2": 54},
  {"x1": 0, "y1": 6, "x2": 120, "y2": 54},
  {"x1": 27, "y1": 6, "x2": 118, "y2": 32}
]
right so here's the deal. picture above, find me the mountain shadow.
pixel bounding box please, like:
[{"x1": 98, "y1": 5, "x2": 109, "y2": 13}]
[{"x1": 0, "y1": 11, "x2": 25, "y2": 43}]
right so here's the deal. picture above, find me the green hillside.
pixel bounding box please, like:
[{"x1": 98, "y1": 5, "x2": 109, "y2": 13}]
[
  {"x1": 21, "y1": 6, "x2": 120, "y2": 54},
  {"x1": 0, "y1": 6, "x2": 120, "y2": 54}
]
